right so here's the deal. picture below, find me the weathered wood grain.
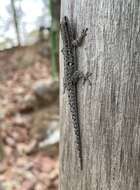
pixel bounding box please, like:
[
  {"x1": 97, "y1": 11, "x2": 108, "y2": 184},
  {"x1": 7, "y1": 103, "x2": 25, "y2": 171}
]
[{"x1": 59, "y1": 0, "x2": 140, "y2": 189}]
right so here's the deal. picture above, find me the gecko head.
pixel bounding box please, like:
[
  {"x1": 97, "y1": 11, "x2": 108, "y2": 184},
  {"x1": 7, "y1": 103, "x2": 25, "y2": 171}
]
[
  {"x1": 61, "y1": 16, "x2": 69, "y2": 26},
  {"x1": 60, "y1": 16, "x2": 70, "y2": 38},
  {"x1": 64, "y1": 16, "x2": 68, "y2": 22}
]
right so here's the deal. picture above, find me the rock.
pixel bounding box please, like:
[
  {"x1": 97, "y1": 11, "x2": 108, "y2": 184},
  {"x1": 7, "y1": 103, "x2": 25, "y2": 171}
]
[
  {"x1": 32, "y1": 79, "x2": 59, "y2": 106},
  {"x1": 30, "y1": 109, "x2": 59, "y2": 141},
  {"x1": 19, "y1": 94, "x2": 37, "y2": 113},
  {"x1": 38, "y1": 125, "x2": 59, "y2": 156},
  {"x1": 39, "y1": 128, "x2": 59, "y2": 145},
  {"x1": 24, "y1": 94, "x2": 37, "y2": 106}
]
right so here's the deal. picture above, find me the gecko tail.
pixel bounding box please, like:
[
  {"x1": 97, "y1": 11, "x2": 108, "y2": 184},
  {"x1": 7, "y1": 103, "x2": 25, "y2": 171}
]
[
  {"x1": 69, "y1": 90, "x2": 83, "y2": 170},
  {"x1": 79, "y1": 150, "x2": 83, "y2": 170},
  {"x1": 74, "y1": 125, "x2": 83, "y2": 170},
  {"x1": 79, "y1": 138, "x2": 83, "y2": 170}
]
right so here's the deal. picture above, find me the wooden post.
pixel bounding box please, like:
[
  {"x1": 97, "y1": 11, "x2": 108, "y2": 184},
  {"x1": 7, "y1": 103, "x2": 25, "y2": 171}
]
[{"x1": 60, "y1": 0, "x2": 140, "y2": 189}]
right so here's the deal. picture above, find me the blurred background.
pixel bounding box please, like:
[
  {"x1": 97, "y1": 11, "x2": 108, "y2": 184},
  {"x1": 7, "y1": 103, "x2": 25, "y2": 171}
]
[{"x1": 0, "y1": 0, "x2": 60, "y2": 189}]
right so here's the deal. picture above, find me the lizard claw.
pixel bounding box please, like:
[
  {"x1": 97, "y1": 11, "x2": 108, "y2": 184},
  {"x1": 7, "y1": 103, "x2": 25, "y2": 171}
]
[
  {"x1": 81, "y1": 28, "x2": 88, "y2": 36},
  {"x1": 83, "y1": 72, "x2": 92, "y2": 86},
  {"x1": 72, "y1": 28, "x2": 88, "y2": 47}
]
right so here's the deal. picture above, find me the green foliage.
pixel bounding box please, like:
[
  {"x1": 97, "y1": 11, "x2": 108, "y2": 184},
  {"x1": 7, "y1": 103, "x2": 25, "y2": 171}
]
[
  {"x1": 0, "y1": 143, "x2": 4, "y2": 161},
  {"x1": 49, "y1": 0, "x2": 59, "y2": 78}
]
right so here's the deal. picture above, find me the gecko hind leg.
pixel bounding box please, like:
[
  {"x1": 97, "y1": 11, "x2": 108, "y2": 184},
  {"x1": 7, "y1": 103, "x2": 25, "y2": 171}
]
[
  {"x1": 72, "y1": 28, "x2": 88, "y2": 47},
  {"x1": 83, "y1": 72, "x2": 92, "y2": 86},
  {"x1": 72, "y1": 71, "x2": 92, "y2": 86}
]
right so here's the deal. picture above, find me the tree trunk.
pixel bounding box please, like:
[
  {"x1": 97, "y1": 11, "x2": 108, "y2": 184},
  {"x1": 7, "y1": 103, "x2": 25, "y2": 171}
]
[
  {"x1": 11, "y1": 0, "x2": 21, "y2": 46},
  {"x1": 49, "y1": 0, "x2": 60, "y2": 77},
  {"x1": 59, "y1": 1, "x2": 140, "y2": 190}
]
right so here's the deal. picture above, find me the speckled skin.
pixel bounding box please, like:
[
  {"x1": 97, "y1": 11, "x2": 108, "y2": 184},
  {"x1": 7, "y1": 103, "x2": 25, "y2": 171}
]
[{"x1": 60, "y1": 16, "x2": 89, "y2": 170}]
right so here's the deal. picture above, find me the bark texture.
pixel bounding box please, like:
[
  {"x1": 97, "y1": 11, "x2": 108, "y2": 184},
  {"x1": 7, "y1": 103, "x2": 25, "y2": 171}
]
[{"x1": 59, "y1": 0, "x2": 140, "y2": 190}]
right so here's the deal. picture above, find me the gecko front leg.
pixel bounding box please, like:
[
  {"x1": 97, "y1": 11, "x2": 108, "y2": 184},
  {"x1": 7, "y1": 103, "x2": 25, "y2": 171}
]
[
  {"x1": 72, "y1": 28, "x2": 88, "y2": 47},
  {"x1": 71, "y1": 28, "x2": 92, "y2": 85}
]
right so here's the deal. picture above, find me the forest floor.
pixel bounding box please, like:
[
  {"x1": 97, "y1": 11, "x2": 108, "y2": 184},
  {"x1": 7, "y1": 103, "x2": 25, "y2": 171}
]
[{"x1": 0, "y1": 43, "x2": 59, "y2": 190}]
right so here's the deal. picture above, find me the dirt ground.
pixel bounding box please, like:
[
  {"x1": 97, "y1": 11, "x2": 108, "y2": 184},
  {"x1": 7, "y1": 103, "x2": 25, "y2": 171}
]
[{"x1": 0, "y1": 43, "x2": 59, "y2": 190}]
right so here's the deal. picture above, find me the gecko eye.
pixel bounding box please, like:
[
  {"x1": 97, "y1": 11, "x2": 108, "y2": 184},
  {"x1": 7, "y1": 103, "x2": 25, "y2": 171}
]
[{"x1": 68, "y1": 62, "x2": 73, "y2": 66}]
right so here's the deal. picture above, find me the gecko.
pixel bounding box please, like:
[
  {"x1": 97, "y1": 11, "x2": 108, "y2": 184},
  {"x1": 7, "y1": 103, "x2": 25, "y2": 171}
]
[{"x1": 60, "y1": 16, "x2": 91, "y2": 170}]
